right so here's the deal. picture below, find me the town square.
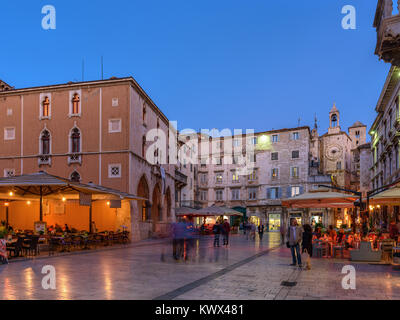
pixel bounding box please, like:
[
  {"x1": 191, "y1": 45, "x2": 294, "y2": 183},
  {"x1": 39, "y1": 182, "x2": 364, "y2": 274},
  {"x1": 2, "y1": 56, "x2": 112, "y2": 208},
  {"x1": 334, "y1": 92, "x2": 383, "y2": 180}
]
[{"x1": 0, "y1": 0, "x2": 400, "y2": 305}]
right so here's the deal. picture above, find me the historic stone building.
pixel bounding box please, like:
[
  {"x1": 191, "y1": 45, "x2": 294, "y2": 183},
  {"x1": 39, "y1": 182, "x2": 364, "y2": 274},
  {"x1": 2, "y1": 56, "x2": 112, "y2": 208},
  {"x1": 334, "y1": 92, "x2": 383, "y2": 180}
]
[
  {"x1": 370, "y1": 65, "x2": 400, "y2": 190},
  {"x1": 192, "y1": 126, "x2": 333, "y2": 230},
  {"x1": 0, "y1": 77, "x2": 178, "y2": 240}
]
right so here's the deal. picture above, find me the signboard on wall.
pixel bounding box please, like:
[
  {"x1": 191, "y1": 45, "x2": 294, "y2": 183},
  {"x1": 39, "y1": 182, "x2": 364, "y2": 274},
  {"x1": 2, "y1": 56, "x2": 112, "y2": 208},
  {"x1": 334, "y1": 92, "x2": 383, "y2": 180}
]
[
  {"x1": 110, "y1": 200, "x2": 121, "y2": 209},
  {"x1": 54, "y1": 201, "x2": 65, "y2": 215},
  {"x1": 34, "y1": 221, "x2": 47, "y2": 235},
  {"x1": 79, "y1": 193, "x2": 92, "y2": 207}
]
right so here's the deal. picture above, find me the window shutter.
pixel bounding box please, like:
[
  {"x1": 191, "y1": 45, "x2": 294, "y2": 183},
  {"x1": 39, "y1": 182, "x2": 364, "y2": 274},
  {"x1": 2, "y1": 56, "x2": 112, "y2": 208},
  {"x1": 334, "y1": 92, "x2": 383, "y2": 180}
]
[
  {"x1": 300, "y1": 186, "x2": 304, "y2": 195},
  {"x1": 287, "y1": 187, "x2": 292, "y2": 198},
  {"x1": 267, "y1": 188, "x2": 271, "y2": 199},
  {"x1": 278, "y1": 187, "x2": 282, "y2": 199}
]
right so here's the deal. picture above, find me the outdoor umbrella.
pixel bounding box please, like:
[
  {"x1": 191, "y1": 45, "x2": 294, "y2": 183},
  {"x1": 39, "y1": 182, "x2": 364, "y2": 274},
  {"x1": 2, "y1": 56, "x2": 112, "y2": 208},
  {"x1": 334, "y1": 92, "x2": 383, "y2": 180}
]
[
  {"x1": 369, "y1": 187, "x2": 400, "y2": 205},
  {"x1": 281, "y1": 191, "x2": 358, "y2": 209},
  {"x1": 197, "y1": 205, "x2": 243, "y2": 217}
]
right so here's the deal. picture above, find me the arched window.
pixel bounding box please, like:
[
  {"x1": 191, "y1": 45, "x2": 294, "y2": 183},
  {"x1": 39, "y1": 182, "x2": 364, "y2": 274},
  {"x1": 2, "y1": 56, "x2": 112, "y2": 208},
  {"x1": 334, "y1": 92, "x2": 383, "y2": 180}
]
[
  {"x1": 331, "y1": 114, "x2": 338, "y2": 127},
  {"x1": 72, "y1": 93, "x2": 80, "y2": 115},
  {"x1": 41, "y1": 130, "x2": 50, "y2": 155},
  {"x1": 71, "y1": 128, "x2": 81, "y2": 153},
  {"x1": 70, "y1": 171, "x2": 81, "y2": 182},
  {"x1": 42, "y1": 97, "x2": 50, "y2": 117}
]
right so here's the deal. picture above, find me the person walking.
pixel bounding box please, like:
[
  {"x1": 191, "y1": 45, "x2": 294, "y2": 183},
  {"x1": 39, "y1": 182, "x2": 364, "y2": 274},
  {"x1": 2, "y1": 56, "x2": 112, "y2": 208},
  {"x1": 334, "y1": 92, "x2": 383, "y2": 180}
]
[
  {"x1": 250, "y1": 223, "x2": 256, "y2": 241},
  {"x1": 258, "y1": 224, "x2": 264, "y2": 241},
  {"x1": 172, "y1": 220, "x2": 185, "y2": 261},
  {"x1": 213, "y1": 222, "x2": 221, "y2": 247},
  {"x1": 302, "y1": 224, "x2": 313, "y2": 270},
  {"x1": 222, "y1": 219, "x2": 231, "y2": 247},
  {"x1": 287, "y1": 218, "x2": 303, "y2": 268}
]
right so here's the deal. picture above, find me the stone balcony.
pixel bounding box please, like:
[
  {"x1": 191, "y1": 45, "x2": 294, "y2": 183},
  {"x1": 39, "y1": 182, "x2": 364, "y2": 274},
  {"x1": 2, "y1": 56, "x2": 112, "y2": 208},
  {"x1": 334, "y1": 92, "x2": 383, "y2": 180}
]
[{"x1": 374, "y1": 0, "x2": 400, "y2": 66}]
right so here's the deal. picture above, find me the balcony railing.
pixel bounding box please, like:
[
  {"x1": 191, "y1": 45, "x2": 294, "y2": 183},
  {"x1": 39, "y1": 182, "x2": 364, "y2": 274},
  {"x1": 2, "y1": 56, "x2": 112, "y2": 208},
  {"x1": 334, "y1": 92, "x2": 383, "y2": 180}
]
[
  {"x1": 68, "y1": 154, "x2": 82, "y2": 165},
  {"x1": 38, "y1": 155, "x2": 51, "y2": 166}
]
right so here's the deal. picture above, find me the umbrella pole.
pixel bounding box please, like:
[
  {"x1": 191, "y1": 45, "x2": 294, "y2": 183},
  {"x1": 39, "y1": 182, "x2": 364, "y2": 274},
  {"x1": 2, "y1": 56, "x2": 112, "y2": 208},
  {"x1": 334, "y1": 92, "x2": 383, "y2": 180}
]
[
  {"x1": 40, "y1": 186, "x2": 43, "y2": 222},
  {"x1": 6, "y1": 206, "x2": 9, "y2": 228}
]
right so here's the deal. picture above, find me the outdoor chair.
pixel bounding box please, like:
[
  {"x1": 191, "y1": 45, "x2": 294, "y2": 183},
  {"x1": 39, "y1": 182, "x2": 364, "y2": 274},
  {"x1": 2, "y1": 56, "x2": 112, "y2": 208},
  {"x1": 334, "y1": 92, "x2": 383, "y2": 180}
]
[
  {"x1": 121, "y1": 231, "x2": 130, "y2": 244},
  {"x1": 6, "y1": 237, "x2": 24, "y2": 258},
  {"x1": 72, "y1": 236, "x2": 83, "y2": 249},
  {"x1": 381, "y1": 239, "x2": 396, "y2": 262},
  {"x1": 332, "y1": 241, "x2": 345, "y2": 259},
  {"x1": 22, "y1": 236, "x2": 39, "y2": 257},
  {"x1": 314, "y1": 241, "x2": 329, "y2": 258},
  {"x1": 48, "y1": 237, "x2": 60, "y2": 256},
  {"x1": 60, "y1": 237, "x2": 73, "y2": 252}
]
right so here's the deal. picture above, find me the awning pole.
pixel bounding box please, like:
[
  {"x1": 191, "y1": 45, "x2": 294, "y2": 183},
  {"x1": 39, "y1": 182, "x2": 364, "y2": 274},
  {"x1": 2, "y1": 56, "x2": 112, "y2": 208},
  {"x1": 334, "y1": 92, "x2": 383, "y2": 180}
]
[
  {"x1": 40, "y1": 186, "x2": 43, "y2": 222},
  {"x1": 89, "y1": 202, "x2": 93, "y2": 234},
  {"x1": 6, "y1": 206, "x2": 9, "y2": 227}
]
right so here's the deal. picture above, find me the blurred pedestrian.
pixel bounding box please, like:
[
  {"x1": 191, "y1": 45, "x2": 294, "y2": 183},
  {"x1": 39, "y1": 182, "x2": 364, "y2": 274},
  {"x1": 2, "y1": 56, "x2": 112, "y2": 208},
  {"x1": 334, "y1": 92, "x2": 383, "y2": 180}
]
[
  {"x1": 172, "y1": 219, "x2": 185, "y2": 260},
  {"x1": 280, "y1": 224, "x2": 286, "y2": 245},
  {"x1": 222, "y1": 219, "x2": 231, "y2": 247},
  {"x1": 213, "y1": 222, "x2": 221, "y2": 247}
]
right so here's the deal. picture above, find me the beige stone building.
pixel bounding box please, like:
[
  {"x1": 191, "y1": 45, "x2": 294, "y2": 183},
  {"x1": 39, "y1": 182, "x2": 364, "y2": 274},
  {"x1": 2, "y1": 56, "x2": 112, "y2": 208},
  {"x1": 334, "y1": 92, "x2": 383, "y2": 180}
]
[{"x1": 0, "y1": 77, "x2": 178, "y2": 240}]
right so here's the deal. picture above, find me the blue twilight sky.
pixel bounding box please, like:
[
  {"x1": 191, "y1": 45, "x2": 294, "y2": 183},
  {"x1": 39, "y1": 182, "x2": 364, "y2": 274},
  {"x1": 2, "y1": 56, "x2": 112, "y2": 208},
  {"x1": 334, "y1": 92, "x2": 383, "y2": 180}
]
[{"x1": 0, "y1": 0, "x2": 392, "y2": 136}]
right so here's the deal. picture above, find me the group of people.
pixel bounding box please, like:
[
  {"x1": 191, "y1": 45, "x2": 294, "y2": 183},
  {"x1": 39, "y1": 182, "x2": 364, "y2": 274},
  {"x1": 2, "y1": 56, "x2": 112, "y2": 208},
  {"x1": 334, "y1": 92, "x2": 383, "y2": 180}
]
[
  {"x1": 285, "y1": 218, "x2": 314, "y2": 270},
  {"x1": 212, "y1": 219, "x2": 231, "y2": 247}
]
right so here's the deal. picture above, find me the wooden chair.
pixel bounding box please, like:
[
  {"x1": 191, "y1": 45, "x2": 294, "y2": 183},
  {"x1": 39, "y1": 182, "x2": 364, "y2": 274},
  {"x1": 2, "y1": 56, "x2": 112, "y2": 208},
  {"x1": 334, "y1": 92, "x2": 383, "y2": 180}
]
[{"x1": 22, "y1": 236, "x2": 39, "y2": 257}]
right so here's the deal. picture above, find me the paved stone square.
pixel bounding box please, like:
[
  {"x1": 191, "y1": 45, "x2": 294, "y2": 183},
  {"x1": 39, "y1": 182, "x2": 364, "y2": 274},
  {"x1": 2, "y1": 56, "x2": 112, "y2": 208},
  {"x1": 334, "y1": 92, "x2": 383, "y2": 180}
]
[{"x1": 0, "y1": 233, "x2": 399, "y2": 300}]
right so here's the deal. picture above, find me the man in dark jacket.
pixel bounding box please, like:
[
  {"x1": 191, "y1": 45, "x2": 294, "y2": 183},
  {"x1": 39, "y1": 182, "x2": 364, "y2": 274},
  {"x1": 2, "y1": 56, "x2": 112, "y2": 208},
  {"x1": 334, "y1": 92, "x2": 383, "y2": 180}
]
[
  {"x1": 222, "y1": 219, "x2": 231, "y2": 246},
  {"x1": 213, "y1": 222, "x2": 221, "y2": 247}
]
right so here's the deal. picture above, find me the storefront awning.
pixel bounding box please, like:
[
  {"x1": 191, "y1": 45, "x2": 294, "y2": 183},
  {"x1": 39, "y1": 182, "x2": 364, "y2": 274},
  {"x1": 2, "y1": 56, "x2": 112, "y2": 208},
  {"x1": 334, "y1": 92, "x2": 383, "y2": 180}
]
[
  {"x1": 282, "y1": 191, "x2": 358, "y2": 209},
  {"x1": 369, "y1": 187, "x2": 400, "y2": 205}
]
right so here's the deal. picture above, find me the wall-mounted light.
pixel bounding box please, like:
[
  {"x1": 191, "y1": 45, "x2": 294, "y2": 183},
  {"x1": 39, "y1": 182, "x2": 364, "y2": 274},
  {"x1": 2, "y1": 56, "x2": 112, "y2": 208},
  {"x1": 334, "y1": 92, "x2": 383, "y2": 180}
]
[{"x1": 27, "y1": 201, "x2": 31, "y2": 205}]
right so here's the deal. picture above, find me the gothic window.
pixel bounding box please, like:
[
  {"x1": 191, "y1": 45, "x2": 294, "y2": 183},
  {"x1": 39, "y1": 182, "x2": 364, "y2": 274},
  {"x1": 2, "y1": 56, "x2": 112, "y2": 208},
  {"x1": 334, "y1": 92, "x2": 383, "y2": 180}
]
[
  {"x1": 41, "y1": 130, "x2": 51, "y2": 155},
  {"x1": 71, "y1": 128, "x2": 81, "y2": 153},
  {"x1": 70, "y1": 171, "x2": 81, "y2": 182}
]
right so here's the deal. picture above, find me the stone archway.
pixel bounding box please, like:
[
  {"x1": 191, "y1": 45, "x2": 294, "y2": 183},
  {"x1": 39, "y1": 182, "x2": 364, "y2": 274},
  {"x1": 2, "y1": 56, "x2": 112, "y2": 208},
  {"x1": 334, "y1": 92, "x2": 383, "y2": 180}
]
[
  {"x1": 152, "y1": 184, "x2": 162, "y2": 232},
  {"x1": 137, "y1": 175, "x2": 150, "y2": 222}
]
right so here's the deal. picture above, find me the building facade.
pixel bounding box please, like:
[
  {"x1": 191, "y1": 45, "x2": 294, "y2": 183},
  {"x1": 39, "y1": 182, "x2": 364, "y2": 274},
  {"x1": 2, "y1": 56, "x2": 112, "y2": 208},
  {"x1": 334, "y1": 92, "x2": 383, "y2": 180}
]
[{"x1": 0, "y1": 77, "x2": 178, "y2": 240}]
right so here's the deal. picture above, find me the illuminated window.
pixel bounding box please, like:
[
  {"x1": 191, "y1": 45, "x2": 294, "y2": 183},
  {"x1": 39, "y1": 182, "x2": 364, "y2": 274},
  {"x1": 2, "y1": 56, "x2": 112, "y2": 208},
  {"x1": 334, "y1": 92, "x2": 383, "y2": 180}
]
[
  {"x1": 248, "y1": 170, "x2": 257, "y2": 181},
  {"x1": 291, "y1": 186, "x2": 300, "y2": 197},
  {"x1": 216, "y1": 173, "x2": 223, "y2": 184},
  {"x1": 42, "y1": 96, "x2": 50, "y2": 118},
  {"x1": 291, "y1": 167, "x2": 299, "y2": 178},
  {"x1": 232, "y1": 172, "x2": 240, "y2": 183},
  {"x1": 72, "y1": 93, "x2": 80, "y2": 115},
  {"x1": 271, "y1": 168, "x2": 279, "y2": 179}
]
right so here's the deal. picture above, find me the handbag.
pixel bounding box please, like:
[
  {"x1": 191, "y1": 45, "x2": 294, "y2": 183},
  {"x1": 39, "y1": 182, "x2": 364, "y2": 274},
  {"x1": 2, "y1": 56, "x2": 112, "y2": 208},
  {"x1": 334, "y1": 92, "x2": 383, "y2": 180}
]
[{"x1": 286, "y1": 241, "x2": 290, "y2": 248}]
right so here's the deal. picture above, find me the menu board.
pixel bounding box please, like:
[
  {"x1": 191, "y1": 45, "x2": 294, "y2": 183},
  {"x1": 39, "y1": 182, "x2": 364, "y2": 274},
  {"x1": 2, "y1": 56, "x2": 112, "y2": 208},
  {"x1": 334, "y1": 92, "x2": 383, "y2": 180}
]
[{"x1": 34, "y1": 221, "x2": 47, "y2": 235}]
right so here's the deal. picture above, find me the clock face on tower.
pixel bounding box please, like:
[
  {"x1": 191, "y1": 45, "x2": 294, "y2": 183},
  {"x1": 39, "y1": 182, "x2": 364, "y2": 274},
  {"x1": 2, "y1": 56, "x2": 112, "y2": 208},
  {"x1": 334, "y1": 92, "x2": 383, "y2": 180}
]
[{"x1": 326, "y1": 144, "x2": 343, "y2": 161}]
